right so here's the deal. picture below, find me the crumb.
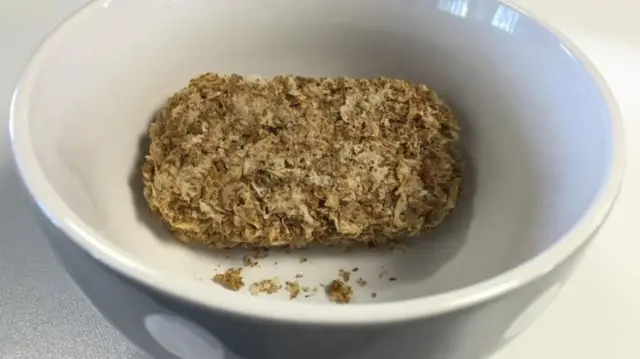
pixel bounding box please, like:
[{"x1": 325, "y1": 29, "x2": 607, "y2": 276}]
[
  {"x1": 212, "y1": 268, "x2": 244, "y2": 291},
  {"x1": 295, "y1": 273, "x2": 304, "y2": 279},
  {"x1": 378, "y1": 270, "x2": 388, "y2": 279},
  {"x1": 252, "y1": 248, "x2": 269, "y2": 259},
  {"x1": 142, "y1": 73, "x2": 462, "y2": 249},
  {"x1": 224, "y1": 255, "x2": 230, "y2": 259},
  {"x1": 389, "y1": 277, "x2": 398, "y2": 282},
  {"x1": 371, "y1": 292, "x2": 377, "y2": 298},
  {"x1": 352, "y1": 267, "x2": 359, "y2": 272},
  {"x1": 325, "y1": 279, "x2": 353, "y2": 304},
  {"x1": 249, "y1": 278, "x2": 282, "y2": 296},
  {"x1": 302, "y1": 286, "x2": 316, "y2": 298},
  {"x1": 274, "y1": 261, "x2": 278, "y2": 265},
  {"x1": 242, "y1": 254, "x2": 259, "y2": 267},
  {"x1": 285, "y1": 281, "x2": 301, "y2": 299},
  {"x1": 356, "y1": 278, "x2": 368, "y2": 287},
  {"x1": 339, "y1": 269, "x2": 351, "y2": 282},
  {"x1": 300, "y1": 258, "x2": 308, "y2": 263}
]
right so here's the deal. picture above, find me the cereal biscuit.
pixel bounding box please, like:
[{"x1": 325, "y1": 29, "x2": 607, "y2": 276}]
[{"x1": 142, "y1": 73, "x2": 462, "y2": 249}]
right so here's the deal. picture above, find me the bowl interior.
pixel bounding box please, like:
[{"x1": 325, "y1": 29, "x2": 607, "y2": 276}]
[{"x1": 18, "y1": 0, "x2": 613, "y2": 304}]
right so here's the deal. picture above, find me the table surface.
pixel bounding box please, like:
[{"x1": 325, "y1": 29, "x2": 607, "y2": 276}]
[{"x1": 1, "y1": 1, "x2": 639, "y2": 358}]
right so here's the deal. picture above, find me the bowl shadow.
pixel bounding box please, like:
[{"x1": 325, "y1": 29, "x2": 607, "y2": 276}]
[
  {"x1": 128, "y1": 110, "x2": 251, "y2": 261},
  {"x1": 375, "y1": 117, "x2": 477, "y2": 283},
  {"x1": 128, "y1": 109, "x2": 176, "y2": 244}
]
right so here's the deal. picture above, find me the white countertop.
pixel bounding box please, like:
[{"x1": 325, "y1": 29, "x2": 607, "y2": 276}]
[{"x1": 0, "y1": 1, "x2": 638, "y2": 358}]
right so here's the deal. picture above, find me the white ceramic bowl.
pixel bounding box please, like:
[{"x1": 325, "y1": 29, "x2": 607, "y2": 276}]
[{"x1": 10, "y1": 0, "x2": 624, "y2": 358}]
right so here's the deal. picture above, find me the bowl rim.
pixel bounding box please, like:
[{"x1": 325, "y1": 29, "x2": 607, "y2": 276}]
[{"x1": 9, "y1": 0, "x2": 626, "y2": 325}]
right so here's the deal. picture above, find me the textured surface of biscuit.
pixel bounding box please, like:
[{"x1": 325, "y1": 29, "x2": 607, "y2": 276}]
[{"x1": 142, "y1": 73, "x2": 462, "y2": 249}]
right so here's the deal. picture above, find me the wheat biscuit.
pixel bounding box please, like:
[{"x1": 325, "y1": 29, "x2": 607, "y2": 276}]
[{"x1": 142, "y1": 73, "x2": 462, "y2": 249}]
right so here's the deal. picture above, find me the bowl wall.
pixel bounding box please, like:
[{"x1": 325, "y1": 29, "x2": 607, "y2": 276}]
[{"x1": 13, "y1": 0, "x2": 614, "y2": 304}]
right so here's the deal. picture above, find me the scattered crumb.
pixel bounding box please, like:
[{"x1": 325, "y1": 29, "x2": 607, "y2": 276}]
[
  {"x1": 389, "y1": 277, "x2": 398, "y2": 282},
  {"x1": 378, "y1": 267, "x2": 389, "y2": 279},
  {"x1": 252, "y1": 248, "x2": 269, "y2": 259},
  {"x1": 249, "y1": 278, "x2": 282, "y2": 296},
  {"x1": 295, "y1": 273, "x2": 304, "y2": 279},
  {"x1": 285, "y1": 281, "x2": 301, "y2": 299},
  {"x1": 339, "y1": 269, "x2": 351, "y2": 282},
  {"x1": 274, "y1": 261, "x2": 278, "y2": 265},
  {"x1": 212, "y1": 268, "x2": 244, "y2": 291},
  {"x1": 242, "y1": 254, "x2": 259, "y2": 267},
  {"x1": 352, "y1": 267, "x2": 359, "y2": 272},
  {"x1": 325, "y1": 279, "x2": 353, "y2": 304},
  {"x1": 300, "y1": 258, "x2": 308, "y2": 263},
  {"x1": 371, "y1": 292, "x2": 377, "y2": 298},
  {"x1": 356, "y1": 278, "x2": 368, "y2": 287},
  {"x1": 224, "y1": 255, "x2": 230, "y2": 259},
  {"x1": 302, "y1": 286, "x2": 311, "y2": 292}
]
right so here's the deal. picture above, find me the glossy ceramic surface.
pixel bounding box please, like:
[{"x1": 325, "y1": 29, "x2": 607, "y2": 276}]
[
  {"x1": 41, "y1": 214, "x2": 590, "y2": 359},
  {"x1": 9, "y1": 0, "x2": 624, "y2": 358}
]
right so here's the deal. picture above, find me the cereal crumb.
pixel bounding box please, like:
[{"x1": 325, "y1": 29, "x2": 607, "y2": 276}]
[
  {"x1": 285, "y1": 281, "x2": 301, "y2": 299},
  {"x1": 300, "y1": 258, "x2": 308, "y2": 263},
  {"x1": 378, "y1": 268, "x2": 388, "y2": 279},
  {"x1": 371, "y1": 292, "x2": 377, "y2": 298},
  {"x1": 326, "y1": 279, "x2": 353, "y2": 304},
  {"x1": 352, "y1": 267, "x2": 359, "y2": 272},
  {"x1": 212, "y1": 268, "x2": 244, "y2": 291},
  {"x1": 252, "y1": 248, "x2": 269, "y2": 259},
  {"x1": 339, "y1": 269, "x2": 351, "y2": 282},
  {"x1": 356, "y1": 277, "x2": 368, "y2": 287},
  {"x1": 303, "y1": 286, "x2": 316, "y2": 297},
  {"x1": 389, "y1": 277, "x2": 398, "y2": 282},
  {"x1": 242, "y1": 254, "x2": 259, "y2": 267},
  {"x1": 249, "y1": 278, "x2": 282, "y2": 296},
  {"x1": 295, "y1": 273, "x2": 304, "y2": 279}
]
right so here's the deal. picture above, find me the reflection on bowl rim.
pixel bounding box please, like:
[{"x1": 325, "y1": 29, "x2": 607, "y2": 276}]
[{"x1": 8, "y1": 0, "x2": 625, "y2": 325}]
